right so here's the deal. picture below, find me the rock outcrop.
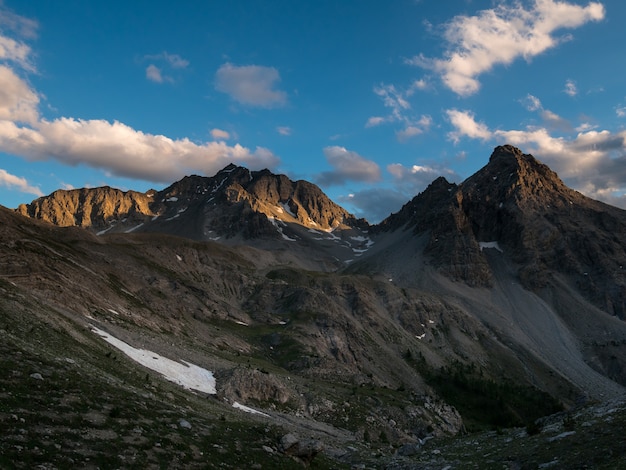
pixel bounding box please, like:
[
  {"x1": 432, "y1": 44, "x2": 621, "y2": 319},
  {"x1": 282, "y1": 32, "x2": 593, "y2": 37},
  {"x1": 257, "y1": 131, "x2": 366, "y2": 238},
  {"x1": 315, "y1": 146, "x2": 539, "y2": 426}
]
[{"x1": 17, "y1": 187, "x2": 156, "y2": 228}]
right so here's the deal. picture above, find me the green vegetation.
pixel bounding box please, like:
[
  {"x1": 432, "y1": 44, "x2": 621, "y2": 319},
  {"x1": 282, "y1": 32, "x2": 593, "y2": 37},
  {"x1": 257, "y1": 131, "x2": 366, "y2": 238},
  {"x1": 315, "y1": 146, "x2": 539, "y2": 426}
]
[
  {"x1": 406, "y1": 352, "x2": 563, "y2": 432},
  {"x1": 0, "y1": 302, "x2": 344, "y2": 469}
]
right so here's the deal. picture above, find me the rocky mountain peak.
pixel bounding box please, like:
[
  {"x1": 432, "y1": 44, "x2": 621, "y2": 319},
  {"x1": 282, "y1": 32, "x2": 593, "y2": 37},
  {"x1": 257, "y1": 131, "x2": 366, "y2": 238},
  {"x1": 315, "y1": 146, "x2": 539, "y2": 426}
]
[
  {"x1": 16, "y1": 186, "x2": 155, "y2": 229},
  {"x1": 372, "y1": 145, "x2": 626, "y2": 313},
  {"x1": 16, "y1": 164, "x2": 372, "y2": 267},
  {"x1": 463, "y1": 144, "x2": 571, "y2": 213}
]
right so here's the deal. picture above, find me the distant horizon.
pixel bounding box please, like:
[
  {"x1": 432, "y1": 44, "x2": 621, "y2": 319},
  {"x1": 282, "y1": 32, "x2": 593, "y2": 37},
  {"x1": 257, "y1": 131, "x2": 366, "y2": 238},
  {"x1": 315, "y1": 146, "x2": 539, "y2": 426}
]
[{"x1": 1, "y1": 1, "x2": 625, "y2": 223}]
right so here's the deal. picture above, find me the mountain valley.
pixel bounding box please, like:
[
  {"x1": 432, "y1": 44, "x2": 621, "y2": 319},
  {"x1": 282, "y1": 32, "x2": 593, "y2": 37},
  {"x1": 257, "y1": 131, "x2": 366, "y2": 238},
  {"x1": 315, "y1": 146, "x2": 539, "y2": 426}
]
[{"x1": 2, "y1": 145, "x2": 626, "y2": 468}]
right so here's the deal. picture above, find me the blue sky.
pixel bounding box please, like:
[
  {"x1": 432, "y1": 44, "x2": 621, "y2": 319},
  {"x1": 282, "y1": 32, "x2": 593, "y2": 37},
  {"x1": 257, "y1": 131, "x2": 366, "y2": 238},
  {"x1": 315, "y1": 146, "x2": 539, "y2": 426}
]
[{"x1": 1, "y1": 0, "x2": 625, "y2": 223}]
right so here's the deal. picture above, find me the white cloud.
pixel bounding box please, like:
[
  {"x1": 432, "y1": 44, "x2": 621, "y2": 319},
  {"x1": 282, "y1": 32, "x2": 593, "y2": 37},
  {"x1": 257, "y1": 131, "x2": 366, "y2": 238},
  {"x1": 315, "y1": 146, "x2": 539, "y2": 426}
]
[
  {"x1": 0, "y1": 35, "x2": 34, "y2": 71},
  {"x1": 0, "y1": 4, "x2": 38, "y2": 39},
  {"x1": 369, "y1": 83, "x2": 432, "y2": 140},
  {"x1": 564, "y1": 79, "x2": 578, "y2": 97},
  {"x1": 396, "y1": 126, "x2": 424, "y2": 140},
  {"x1": 521, "y1": 94, "x2": 542, "y2": 112},
  {"x1": 277, "y1": 126, "x2": 291, "y2": 136},
  {"x1": 616, "y1": 106, "x2": 626, "y2": 118},
  {"x1": 142, "y1": 52, "x2": 188, "y2": 84},
  {"x1": 396, "y1": 115, "x2": 433, "y2": 141},
  {"x1": 215, "y1": 63, "x2": 287, "y2": 108},
  {"x1": 146, "y1": 64, "x2": 170, "y2": 83},
  {"x1": 316, "y1": 146, "x2": 381, "y2": 186},
  {"x1": 0, "y1": 168, "x2": 43, "y2": 196},
  {"x1": 374, "y1": 84, "x2": 410, "y2": 119},
  {"x1": 407, "y1": 78, "x2": 430, "y2": 94},
  {"x1": 520, "y1": 93, "x2": 574, "y2": 130},
  {"x1": 0, "y1": 4, "x2": 37, "y2": 72},
  {"x1": 540, "y1": 109, "x2": 572, "y2": 131},
  {"x1": 408, "y1": 0, "x2": 605, "y2": 96},
  {"x1": 365, "y1": 116, "x2": 385, "y2": 128},
  {"x1": 210, "y1": 128, "x2": 230, "y2": 140},
  {"x1": 575, "y1": 122, "x2": 596, "y2": 132},
  {"x1": 0, "y1": 65, "x2": 39, "y2": 123},
  {"x1": 0, "y1": 118, "x2": 280, "y2": 183},
  {"x1": 446, "y1": 109, "x2": 491, "y2": 143}
]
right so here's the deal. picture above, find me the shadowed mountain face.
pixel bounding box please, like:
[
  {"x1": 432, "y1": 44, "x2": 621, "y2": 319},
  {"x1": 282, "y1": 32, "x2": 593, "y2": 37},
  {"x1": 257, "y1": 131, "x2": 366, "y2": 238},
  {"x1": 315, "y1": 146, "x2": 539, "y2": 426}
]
[
  {"x1": 6, "y1": 145, "x2": 626, "y2": 467},
  {"x1": 375, "y1": 145, "x2": 626, "y2": 318}
]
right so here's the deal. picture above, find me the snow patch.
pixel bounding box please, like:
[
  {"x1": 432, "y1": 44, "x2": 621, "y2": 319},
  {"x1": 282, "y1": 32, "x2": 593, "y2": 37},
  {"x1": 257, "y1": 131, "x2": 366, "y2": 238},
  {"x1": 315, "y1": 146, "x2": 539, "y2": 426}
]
[
  {"x1": 91, "y1": 326, "x2": 216, "y2": 394},
  {"x1": 479, "y1": 241, "x2": 503, "y2": 253},
  {"x1": 233, "y1": 402, "x2": 269, "y2": 417},
  {"x1": 96, "y1": 226, "x2": 113, "y2": 236},
  {"x1": 280, "y1": 202, "x2": 296, "y2": 217},
  {"x1": 166, "y1": 197, "x2": 178, "y2": 202},
  {"x1": 267, "y1": 216, "x2": 297, "y2": 242},
  {"x1": 124, "y1": 223, "x2": 144, "y2": 233}
]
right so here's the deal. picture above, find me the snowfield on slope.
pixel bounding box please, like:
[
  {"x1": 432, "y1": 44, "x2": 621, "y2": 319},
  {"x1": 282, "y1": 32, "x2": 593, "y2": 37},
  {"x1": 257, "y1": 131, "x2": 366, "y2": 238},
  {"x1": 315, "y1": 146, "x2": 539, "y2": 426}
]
[{"x1": 91, "y1": 325, "x2": 216, "y2": 394}]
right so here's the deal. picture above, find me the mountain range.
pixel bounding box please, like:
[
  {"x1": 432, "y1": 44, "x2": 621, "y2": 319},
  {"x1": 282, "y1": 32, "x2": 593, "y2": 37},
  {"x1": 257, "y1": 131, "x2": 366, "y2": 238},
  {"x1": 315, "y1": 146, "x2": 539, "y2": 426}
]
[{"x1": 3, "y1": 144, "x2": 626, "y2": 468}]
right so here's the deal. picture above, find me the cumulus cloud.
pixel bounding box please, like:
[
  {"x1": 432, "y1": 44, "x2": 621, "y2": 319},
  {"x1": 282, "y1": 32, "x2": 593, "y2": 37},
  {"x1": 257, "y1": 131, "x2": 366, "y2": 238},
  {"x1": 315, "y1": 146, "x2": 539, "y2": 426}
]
[
  {"x1": 210, "y1": 128, "x2": 230, "y2": 140},
  {"x1": 215, "y1": 63, "x2": 287, "y2": 108},
  {"x1": 446, "y1": 109, "x2": 491, "y2": 143},
  {"x1": 315, "y1": 146, "x2": 381, "y2": 186},
  {"x1": 445, "y1": 108, "x2": 626, "y2": 208},
  {"x1": 0, "y1": 65, "x2": 39, "y2": 123},
  {"x1": 0, "y1": 118, "x2": 280, "y2": 183},
  {"x1": 277, "y1": 126, "x2": 291, "y2": 136},
  {"x1": 408, "y1": 0, "x2": 605, "y2": 96},
  {"x1": 0, "y1": 168, "x2": 43, "y2": 196}
]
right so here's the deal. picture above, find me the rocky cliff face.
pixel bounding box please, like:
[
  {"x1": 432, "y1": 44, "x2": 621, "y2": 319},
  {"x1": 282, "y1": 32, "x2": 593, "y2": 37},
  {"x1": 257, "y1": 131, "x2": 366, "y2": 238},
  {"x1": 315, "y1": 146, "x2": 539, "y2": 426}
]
[
  {"x1": 17, "y1": 186, "x2": 156, "y2": 228},
  {"x1": 376, "y1": 145, "x2": 626, "y2": 317}
]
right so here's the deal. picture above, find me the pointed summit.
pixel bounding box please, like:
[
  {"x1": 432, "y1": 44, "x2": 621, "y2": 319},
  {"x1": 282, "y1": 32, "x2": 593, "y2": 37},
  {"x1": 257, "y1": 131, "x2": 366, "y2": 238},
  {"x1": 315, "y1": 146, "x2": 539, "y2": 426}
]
[
  {"x1": 373, "y1": 145, "x2": 626, "y2": 317},
  {"x1": 463, "y1": 144, "x2": 573, "y2": 213}
]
